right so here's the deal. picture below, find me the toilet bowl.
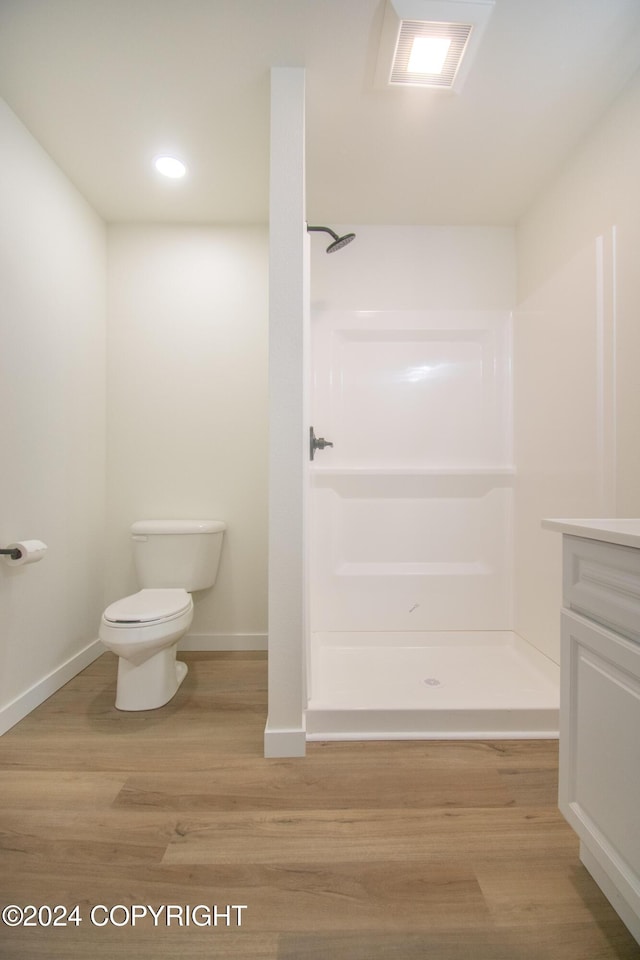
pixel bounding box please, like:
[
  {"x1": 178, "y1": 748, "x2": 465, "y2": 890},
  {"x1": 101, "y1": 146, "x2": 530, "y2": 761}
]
[
  {"x1": 99, "y1": 519, "x2": 225, "y2": 711},
  {"x1": 99, "y1": 588, "x2": 193, "y2": 710}
]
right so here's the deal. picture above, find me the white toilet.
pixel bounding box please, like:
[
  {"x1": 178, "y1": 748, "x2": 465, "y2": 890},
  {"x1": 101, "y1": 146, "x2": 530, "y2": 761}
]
[{"x1": 99, "y1": 519, "x2": 225, "y2": 711}]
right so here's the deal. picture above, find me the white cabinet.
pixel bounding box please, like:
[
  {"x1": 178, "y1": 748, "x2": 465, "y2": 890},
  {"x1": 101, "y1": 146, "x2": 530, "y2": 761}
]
[{"x1": 551, "y1": 527, "x2": 640, "y2": 944}]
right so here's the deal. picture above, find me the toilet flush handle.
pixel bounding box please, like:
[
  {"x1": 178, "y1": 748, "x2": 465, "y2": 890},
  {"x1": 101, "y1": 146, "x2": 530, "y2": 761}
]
[{"x1": 310, "y1": 426, "x2": 334, "y2": 461}]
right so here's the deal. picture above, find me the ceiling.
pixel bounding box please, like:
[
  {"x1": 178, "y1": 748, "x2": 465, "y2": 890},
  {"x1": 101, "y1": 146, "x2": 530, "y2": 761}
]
[{"x1": 1, "y1": 0, "x2": 640, "y2": 226}]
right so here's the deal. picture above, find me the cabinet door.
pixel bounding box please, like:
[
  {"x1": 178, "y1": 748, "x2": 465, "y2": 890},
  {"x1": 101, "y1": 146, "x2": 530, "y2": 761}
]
[{"x1": 560, "y1": 610, "x2": 640, "y2": 919}]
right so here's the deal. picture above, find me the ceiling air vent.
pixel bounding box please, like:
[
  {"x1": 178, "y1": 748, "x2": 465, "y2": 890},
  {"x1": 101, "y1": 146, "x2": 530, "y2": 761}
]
[
  {"x1": 376, "y1": 0, "x2": 495, "y2": 94},
  {"x1": 390, "y1": 19, "x2": 473, "y2": 88}
]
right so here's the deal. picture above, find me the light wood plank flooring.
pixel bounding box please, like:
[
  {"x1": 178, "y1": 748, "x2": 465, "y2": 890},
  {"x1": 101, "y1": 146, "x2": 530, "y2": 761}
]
[{"x1": 0, "y1": 651, "x2": 638, "y2": 959}]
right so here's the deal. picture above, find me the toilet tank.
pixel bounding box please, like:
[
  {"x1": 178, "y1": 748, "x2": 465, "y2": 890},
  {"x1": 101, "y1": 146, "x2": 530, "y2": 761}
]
[{"x1": 130, "y1": 520, "x2": 226, "y2": 591}]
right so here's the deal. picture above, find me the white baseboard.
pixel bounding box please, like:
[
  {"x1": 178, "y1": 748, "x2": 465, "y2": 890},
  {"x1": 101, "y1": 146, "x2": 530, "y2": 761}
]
[
  {"x1": 263, "y1": 721, "x2": 307, "y2": 757},
  {"x1": 180, "y1": 632, "x2": 267, "y2": 652},
  {"x1": 0, "y1": 639, "x2": 104, "y2": 736}
]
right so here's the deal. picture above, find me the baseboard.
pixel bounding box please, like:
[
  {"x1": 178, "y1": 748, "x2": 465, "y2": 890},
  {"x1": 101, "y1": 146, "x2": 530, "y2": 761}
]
[
  {"x1": 180, "y1": 632, "x2": 268, "y2": 652},
  {"x1": 264, "y1": 721, "x2": 306, "y2": 757},
  {"x1": 0, "y1": 639, "x2": 104, "y2": 736}
]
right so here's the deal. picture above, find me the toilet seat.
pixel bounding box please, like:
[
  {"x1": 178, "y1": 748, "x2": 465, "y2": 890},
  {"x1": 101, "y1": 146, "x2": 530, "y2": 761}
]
[{"x1": 103, "y1": 588, "x2": 191, "y2": 625}]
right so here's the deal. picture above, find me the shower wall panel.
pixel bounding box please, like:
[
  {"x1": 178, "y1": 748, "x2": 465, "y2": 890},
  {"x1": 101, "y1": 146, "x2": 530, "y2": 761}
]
[
  {"x1": 310, "y1": 308, "x2": 513, "y2": 635},
  {"x1": 313, "y1": 310, "x2": 511, "y2": 467}
]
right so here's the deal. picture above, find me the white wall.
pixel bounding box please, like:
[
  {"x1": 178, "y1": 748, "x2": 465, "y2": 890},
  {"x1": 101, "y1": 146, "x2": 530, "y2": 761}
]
[
  {"x1": 515, "y1": 66, "x2": 640, "y2": 663},
  {"x1": 0, "y1": 99, "x2": 107, "y2": 732},
  {"x1": 106, "y1": 225, "x2": 268, "y2": 647},
  {"x1": 311, "y1": 226, "x2": 516, "y2": 311}
]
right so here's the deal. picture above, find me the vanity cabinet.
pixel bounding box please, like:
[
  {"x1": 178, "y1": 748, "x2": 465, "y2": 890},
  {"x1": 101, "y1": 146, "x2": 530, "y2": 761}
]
[{"x1": 543, "y1": 520, "x2": 640, "y2": 944}]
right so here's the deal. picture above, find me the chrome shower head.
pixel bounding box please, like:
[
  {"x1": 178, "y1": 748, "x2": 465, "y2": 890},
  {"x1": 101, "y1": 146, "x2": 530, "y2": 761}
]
[{"x1": 307, "y1": 225, "x2": 356, "y2": 253}]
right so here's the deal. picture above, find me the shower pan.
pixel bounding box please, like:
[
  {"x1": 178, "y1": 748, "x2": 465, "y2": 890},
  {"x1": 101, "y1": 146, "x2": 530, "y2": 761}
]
[{"x1": 305, "y1": 306, "x2": 559, "y2": 740}]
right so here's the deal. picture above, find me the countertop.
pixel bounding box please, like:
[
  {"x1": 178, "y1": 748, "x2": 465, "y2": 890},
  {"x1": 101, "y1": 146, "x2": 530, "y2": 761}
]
[{"x1": 542, "y1": 518, "x2": 640, "y2": 549}]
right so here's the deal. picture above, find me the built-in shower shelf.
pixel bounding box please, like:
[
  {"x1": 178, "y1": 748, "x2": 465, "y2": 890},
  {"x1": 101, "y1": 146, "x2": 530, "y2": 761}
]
[
  {"x1": 311, "y1": 465, "x2": 516, "y2": 477},
  {"x1": 311, "y1": 466, "x2": 516, "y2": 495}
]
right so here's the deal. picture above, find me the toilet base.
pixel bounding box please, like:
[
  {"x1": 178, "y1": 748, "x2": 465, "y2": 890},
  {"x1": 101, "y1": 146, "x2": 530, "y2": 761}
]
[{"x1": 115, "y1": 644, "x2": 188, "y2": 711}]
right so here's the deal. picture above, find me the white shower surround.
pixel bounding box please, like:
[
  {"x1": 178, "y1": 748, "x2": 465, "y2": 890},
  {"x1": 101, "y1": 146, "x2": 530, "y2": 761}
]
[
  {"x1": 310, "y1": 308, "x2": 513, "y2": 632},
  {"x1": 306, "y1": 226, "x2": 559, "y2": 740}
]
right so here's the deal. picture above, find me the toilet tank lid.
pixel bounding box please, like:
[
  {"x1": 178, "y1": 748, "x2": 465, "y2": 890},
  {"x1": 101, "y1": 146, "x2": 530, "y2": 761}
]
[{"x1": 131, "y1": 519, "x2": 226, "y2": 535}]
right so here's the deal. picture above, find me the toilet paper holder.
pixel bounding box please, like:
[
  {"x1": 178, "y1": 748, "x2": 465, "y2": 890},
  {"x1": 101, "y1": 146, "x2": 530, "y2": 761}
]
[
  {"x1": 0, "y1": 546, "x2": 23, "y2": 560},
  {"x1": 1, "y1": 540, "x2": 48, "y2": 566}
]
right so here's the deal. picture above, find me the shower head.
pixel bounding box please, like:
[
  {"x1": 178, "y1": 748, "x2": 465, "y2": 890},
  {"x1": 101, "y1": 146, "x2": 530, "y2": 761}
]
[
  {"x1": 327, "y1": 232, "x2": 356, "y2": 253},
  {"x1": 307, "y1": 225, "x2": 356, "y2": 253}
]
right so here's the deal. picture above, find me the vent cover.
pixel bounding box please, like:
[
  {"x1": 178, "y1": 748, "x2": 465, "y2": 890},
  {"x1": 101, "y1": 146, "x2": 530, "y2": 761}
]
[{"x1": 390, "y1": 20, "x2": 473, "y2": 87}]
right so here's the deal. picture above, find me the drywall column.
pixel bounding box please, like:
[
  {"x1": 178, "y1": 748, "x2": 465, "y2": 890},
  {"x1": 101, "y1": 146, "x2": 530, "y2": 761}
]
[{"x1": 264, "y1": 67, "x2": 307, "y2": 757}]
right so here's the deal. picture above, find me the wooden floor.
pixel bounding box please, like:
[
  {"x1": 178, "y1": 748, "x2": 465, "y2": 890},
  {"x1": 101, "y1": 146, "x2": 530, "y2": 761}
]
[{"x1": 0, "y1": 651, "x2": 638, "y2": 960}]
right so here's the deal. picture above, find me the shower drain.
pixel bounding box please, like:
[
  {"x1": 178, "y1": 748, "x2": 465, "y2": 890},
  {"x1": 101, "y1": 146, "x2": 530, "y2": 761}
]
[{"x1": 423, "y1": 677, "x2": 442, "y2": 687}]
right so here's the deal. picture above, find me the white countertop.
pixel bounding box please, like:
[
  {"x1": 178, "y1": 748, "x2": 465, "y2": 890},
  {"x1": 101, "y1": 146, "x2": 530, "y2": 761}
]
[{"x1": 542, "y1": 518, "x2": 640, "y2": 549}]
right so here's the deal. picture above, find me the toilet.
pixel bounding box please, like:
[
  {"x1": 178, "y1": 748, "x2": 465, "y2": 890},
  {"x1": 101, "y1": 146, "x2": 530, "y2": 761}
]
[{"x1": 99, "y1": 519, "x2": 225, "y2": 710}]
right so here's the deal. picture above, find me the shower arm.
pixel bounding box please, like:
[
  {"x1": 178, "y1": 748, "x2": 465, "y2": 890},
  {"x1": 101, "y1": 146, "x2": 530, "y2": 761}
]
[{"x1": 306, "y1": 225, "x2": 340, "y2": 241}]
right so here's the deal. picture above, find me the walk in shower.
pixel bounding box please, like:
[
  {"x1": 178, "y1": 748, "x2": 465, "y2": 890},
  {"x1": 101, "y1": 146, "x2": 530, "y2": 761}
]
[{"x1": 305, "y1": 237, "x2": 559, "y2": 739}]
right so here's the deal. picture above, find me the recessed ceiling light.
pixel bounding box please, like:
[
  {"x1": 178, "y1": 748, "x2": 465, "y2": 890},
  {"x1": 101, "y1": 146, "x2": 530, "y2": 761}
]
[{"x1": 154, "y1": 156, "x2": 187, "y2": 178}]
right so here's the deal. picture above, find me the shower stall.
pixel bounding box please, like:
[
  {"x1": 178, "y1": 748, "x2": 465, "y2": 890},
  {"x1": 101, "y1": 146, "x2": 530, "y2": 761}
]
[{"x1": 304, "y1": 227, "x2": 559, "y2": 740}]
